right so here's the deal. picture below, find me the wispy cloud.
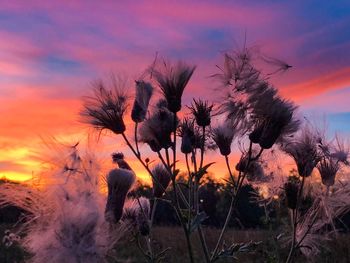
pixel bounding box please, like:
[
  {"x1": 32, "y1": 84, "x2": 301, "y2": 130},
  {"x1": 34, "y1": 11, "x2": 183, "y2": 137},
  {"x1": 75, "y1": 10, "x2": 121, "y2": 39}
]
[{"x1": 0, "y1": 1, "x2": 349, "y2": 181}]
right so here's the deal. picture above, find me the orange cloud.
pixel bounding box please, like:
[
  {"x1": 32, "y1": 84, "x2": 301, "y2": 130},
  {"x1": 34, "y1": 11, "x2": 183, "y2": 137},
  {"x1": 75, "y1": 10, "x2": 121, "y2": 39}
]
[{"x1": 281, "y1": 67, "x2": 350, "y2": 102}]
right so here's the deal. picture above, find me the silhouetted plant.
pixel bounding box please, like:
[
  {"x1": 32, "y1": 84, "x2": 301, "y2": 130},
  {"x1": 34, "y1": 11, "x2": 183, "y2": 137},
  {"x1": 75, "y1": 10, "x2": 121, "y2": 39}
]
[{"x1": 1, "y1": 44, "x2": 350, "y2": 263}]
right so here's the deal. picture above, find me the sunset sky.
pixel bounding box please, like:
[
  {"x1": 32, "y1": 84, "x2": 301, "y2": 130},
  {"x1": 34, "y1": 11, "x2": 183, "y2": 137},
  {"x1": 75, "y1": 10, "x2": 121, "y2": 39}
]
[{"x1": 1, "y1": 1, "x2": 350, "y2": 183}]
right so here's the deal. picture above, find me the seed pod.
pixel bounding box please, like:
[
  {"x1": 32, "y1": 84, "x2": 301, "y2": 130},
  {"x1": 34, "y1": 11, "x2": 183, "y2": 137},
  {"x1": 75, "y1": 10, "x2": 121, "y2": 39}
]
[
  {"x1": 105, "y1": 168, "x2": 135, "y2": 223},
  {"x1": 284, "y1": 176, "x2": 300, "y2": 210},
  {"x1": 211, "y1": 124, "x2": 236, "y2": 156},
  {"x1": 152, "y1": 60, "x2": 196, "y2": 113},
  {"x1": 152, "y1": 164, "x2": 171, "y2": 198},
  {"x1": 131, "y1": 81, "x2": 153, "y2": 123},
  {"x1": 249, "y1": 124, "x2": 264, "y2": 144},
  {"x1": 189, "y1": 99, "x2": 213, "y2": 127},
  {"x1": 317, "y1": 157, "x2": 339, "y2": 187},
  {"x1": 123, "y1": 197, "x2": 150, "y2": 236}
]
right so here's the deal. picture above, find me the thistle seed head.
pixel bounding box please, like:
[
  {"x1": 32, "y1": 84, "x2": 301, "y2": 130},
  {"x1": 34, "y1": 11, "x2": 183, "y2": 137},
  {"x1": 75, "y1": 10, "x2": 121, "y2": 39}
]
[
  {"x1": 284, "y1": 176, "x2": 300, "y2": 210},
  {"x1": 151, "y1": 164, "x2": 171, "y2": 198},
  {"x1": 131, "y1": 80, "x2": 154, "y2": 123},
  {"x1": 211, "y1": 124, "x2": 236, "y2": 156},
  {"x1": 189, "y1": 98, "x2": 213, "y2": 127},
  {"x1": 152, "y1": 60, "x2": 196, "y2": 113},
  {"x1": 251, "y1": 95, "x2": 299, "y2": 149},
  {"x1": 139, "y1": 104, "x2": 177, "y2": 152},
  {"x1": 178, "y1": 118, "x2": 196, "y2": 154},
  {"x1": 282, "y1": 128, "x2": 320, "y2": 177},
  {"x1": 317, "y1": 157, "x2": 339, "y2": 187},
  {"x1": 105, "y1": 168, "x2": 136, "y2": 223},
  {"x1": 81, "y1": 78, "x2": 128, "y2": 134},
  {"x1": 111, "y1": 152, "x2": 132, "y2": 170},
  {"x1": 123, "y1": 197, "x2": 150, "y2": 236}
]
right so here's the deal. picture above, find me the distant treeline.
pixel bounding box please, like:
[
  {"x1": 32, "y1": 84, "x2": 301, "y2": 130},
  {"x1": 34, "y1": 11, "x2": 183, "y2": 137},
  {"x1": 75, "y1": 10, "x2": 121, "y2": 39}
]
[{"x1": 1, "y1": 178, "x2": 349, "y2": 231}]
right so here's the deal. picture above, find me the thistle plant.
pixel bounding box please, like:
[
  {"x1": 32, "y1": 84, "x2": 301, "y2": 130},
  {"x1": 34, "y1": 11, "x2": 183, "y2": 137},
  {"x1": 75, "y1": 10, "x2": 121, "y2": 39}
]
[
  {"x1": 105, "y1": 154, "x2": 136, "y2": 223},
  {"x1": 0, "y1": 144, "x2": 129, "y2": 263},
  {"x1": 3, "y1": 45, "x2": 350, "y2": 263},
  {"x1": 81, "y1": 77, "x2": 128, "y2": 135},
  {"x1": 151, "y1": 164, "x2": 171, "y2": 198},
  {"x1": 151, "y1": 60, "x2": 196, "y2": 113},
  {"x1": 76, "y1": 47, "x2": 303, "y2": 263},
  {"x1": 279, "y1": 127, "x2": 350, "y2": 263}
]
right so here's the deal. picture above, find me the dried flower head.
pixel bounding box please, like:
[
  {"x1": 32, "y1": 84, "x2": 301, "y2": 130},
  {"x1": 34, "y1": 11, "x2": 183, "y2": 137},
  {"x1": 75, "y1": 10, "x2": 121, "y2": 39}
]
[
  {"x1": 212, "y1": 47, "x2": 258, "y2": 89},
  {"x1": 152, "y1": 60, "x2": 196, "y2": 113},
  {"x1": 330, "y1": 135, "x2": 349, "y2": 165},
  {"x1": 317, "y1": 157, "x2": 339, "y2": 187},
  {"x1": 250, "y1": 95, "x2": 299, "y2": 149},
  {"x1": 282, "y1": 128, "x2": 320, "y2": 177},
  {"x1": 211, "y1": 124, "x2": 236, "y2": 156},
  {"x1": 151, "y1": 164, "x2": 171, "y2": 198},
  {"x1": 139, "y1": 104, "x2": 176, "y2": 152},
  {"x1": 219, "y1": 99, "x2": 249, "y2": 131},
  {"x1": 131, "y1": 80, "x2": 154, "y2": 123},
  {"x1": 189, "y1": 98, "x2": 213, "y2": 127},
  {"x1": 105, "y1": 167, "x2": 136, "y2": 223},
  {"x1": 81, "y1": 78, "x2": 128, "y2": 134},
  {"x1": 0, "y1": 144, "x2": 127, "y2": 263},
  {"x1": 111, "y1": 152, "x2": 132, "y2": 170},
  {"x1": 178, "y1": 118, "x2": 196, "y2": 154},
  {"x1": 123, "y1": 197, "x2": 150, "y2": 236},
  {"x1": 260, "y1": 55, "x2": 292, "y2": 75},
  {"x1": 235, "y1": 155, "x2": 265, "y2": 182},
  {"x1": 284, "y1": 176, "x2": 300, "y2": 210},
  {"x1": 291, "y1": 198, "x2": 332, "y2": 259}
]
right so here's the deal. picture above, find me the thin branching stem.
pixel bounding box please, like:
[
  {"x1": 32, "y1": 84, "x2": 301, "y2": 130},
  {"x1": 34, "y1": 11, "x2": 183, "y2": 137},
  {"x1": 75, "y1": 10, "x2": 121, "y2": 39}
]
[
  {"x1": 211, "y1": 141, "x2": 255, "y2": 261},
  {"x1": 121, "y1": 132, "x2": 167, "y2": 197},
  {"x1": 225, "y1": 155, "x2": 236, "y2": 188},
  {"x1": 192, "y1": 135, "x2": 211, "y2": 262},
  {"x1": 169, "y1": 113, "x2": 194, "y2": 263},
  {"x1": 286, "y1": 176, "x2": 306, "y2": 263},
  {"x1": 295, "y1": 213, "x2": 318, "y2": 249},
  {"x1": 186, "y1": 153, "x2": 193, "y2": 229},
  {"x1": 198, "y1": 226, "x2": 210, "y2": 263},
  {"x1": 192, "y1": 150, "x2": 199, "y2": 213},
  {"x1": 150, "y1": 198, "x2": 158, "y2": 228},
  {"x1": 165, "y1": 148, "x2": 171, "y2": 167},
  {"x1": 200, "y1": 126, "x2": 205, "y2": 169},
  {"x1": 172, "y1": 113, "x2": 177, "y2": 175},
  {"x1": 134, "y1": 123, "x2": 140, "y2": 157},
  {"x1": 157, "y1": 151, "x2": 188, "y2": 206},
  {"x1": 177, "y1": 184, "x2": 190, "y2": 208}
]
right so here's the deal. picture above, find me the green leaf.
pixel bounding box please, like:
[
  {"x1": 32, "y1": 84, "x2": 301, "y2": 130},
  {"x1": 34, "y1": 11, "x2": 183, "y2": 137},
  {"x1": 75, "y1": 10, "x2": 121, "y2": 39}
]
[{"x1": 195, "y1": 162, "x2": 215, "y2": 179}]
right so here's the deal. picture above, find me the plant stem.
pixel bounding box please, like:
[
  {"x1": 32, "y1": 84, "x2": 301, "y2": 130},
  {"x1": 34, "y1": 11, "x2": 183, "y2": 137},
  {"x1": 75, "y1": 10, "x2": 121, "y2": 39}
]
[
  {"x1": 186, "y1": 153, "x2": 192, "y2": 229},
  {"x1": 225, "y1": 155, "x2": 235, "y2": 188},
  {"x1": 173, "y1": 113, "x2": 177, "y2": 175},
  {"x1": 286, "y1": 176, "x2": 306, "y2": 263},
  {"x1": 192, "y1": 145, "x2": 210, "y2": 263},
  {"x1": 165, "y1": 148, "x2": 171, "y2": 167},
  {"x1": 198, "y1": 226, "x2": 210, "y2": 263},
  {"x1": 192, "y1": 150, "x2": 199, "y2": 212},
  {"x1": 171, "y1": 113, "x2": 194, "y2": 263},
  {"x1": 150, "y1": 198, "x2": 158, "y2": 228},
  {"x1": 134, "y1": 122, "x2": 140, "y2": 157},
  {"x1": 199, "y1": 126, "x2": 205, "y2": 169},
  {"x1": 211, "y1": 141, "x2": 255, "y2": 261},
  {"x1": 121, "y1": 133, "x2": 167, "y2": 197}
]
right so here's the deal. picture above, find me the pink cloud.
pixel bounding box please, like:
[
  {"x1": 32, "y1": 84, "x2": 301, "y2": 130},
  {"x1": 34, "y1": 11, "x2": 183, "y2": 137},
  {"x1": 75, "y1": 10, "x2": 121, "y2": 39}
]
[{"x1": 281, "y1": 67, "x2": 350, "y2": 102}]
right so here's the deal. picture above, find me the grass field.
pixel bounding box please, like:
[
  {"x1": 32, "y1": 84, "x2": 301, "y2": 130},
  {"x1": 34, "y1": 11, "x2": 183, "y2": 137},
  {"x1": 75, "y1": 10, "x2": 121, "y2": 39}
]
[{"x1": 2, "y1": 224, "x2": 350, "y2": 263}]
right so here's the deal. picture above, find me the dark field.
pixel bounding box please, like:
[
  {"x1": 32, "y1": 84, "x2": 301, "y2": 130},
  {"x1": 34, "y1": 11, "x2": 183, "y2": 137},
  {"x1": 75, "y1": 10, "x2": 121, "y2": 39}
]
[{"x1": 2, "y1": 224, "x2": 350, "y2": 263}]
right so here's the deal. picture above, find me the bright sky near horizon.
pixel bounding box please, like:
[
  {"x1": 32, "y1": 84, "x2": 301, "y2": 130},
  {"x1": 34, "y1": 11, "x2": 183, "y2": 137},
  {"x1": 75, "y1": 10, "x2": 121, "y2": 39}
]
[{"x1": 1, "y1": 1, "x2": 350, "y2": 182}]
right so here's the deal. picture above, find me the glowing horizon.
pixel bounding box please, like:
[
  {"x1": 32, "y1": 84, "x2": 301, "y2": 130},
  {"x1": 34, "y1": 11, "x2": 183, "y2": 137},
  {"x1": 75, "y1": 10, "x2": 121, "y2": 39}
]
[{"x1": 1, "y1": 1, "x2": 350, "y2": 183}]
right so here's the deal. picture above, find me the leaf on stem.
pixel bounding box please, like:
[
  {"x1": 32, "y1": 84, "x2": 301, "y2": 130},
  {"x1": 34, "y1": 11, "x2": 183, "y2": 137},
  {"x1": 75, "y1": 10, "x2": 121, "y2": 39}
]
[{"x1": 189, "y1": 211, "x2": 208, "y2": 233}]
